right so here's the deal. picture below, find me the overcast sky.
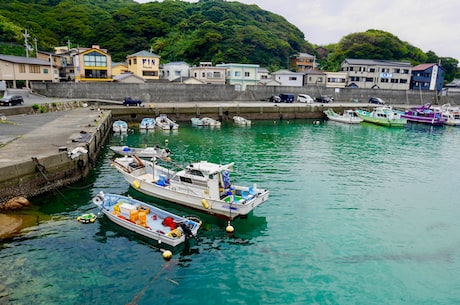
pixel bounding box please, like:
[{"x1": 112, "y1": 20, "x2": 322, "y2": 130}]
[{"x1": 134, "y1": 0, "x2": 460, "y2": 63}]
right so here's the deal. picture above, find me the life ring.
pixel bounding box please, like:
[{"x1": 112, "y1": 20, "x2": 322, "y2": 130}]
[{"x1": 77, "y1": 213, "x2": 97, "y2": 224}]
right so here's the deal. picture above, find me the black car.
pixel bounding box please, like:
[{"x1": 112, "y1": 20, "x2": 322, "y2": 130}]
[
  {"x1": 368, "y1": 97, "x2": 385, "y2": 105},
  {"x1": 315, "y1": 96, "x2": 333, "y2": 103},
  {"x1": 122, "y1": 96, "x2": 142, "y2": 106},
  {"x1": 0, "y1": 95, "x2": 24, "y2": 106}
]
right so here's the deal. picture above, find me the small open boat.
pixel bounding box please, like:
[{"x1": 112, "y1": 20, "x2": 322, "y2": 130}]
[
  {"x1": 93, "y1": 192, "x2": 201, "y2": 247},
  {"x1": 401, "y1": 103, "x2": 446, "y2": 126},
  {"x1": 110, "y1": 145, "x2": 171, "y2": 159},
  {"x1": 191, "y1": 117, "x2": 221, "y2": 127},
  {"x1": 139, "y1": 118, "x2": 155, "y2": 129},
  {"x1": 233, "y1": 116, "x2": 252, "y2": 126},
  {"x1": 155, "y1": 114, "x2": 179, "y2": 130},
  {"x1": 112, "y1": 120, "x2": 128, "y2": 133},
  {"x1": 323, "y1": 108, "x2": 362, "y2": 124}
]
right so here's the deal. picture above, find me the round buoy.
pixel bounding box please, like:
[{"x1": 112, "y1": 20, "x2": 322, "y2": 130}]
[
  {"x1": 226, "y1": 224, "x2": 234, "y2": 233},
  {"x1": 162, "y1": 250, "x2": 173, "y2": 260},
  {"x1": 165, "y1": 139, "x2": 169, "y2": 146},
  {"x1": 77, "y1": 216, "x2": 81, "y2": 221}
]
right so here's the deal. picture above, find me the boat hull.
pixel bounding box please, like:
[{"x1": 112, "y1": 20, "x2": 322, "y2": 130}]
[
  {"x1": 112, "y1": 158, "x2": 269, "y2": 220},
  {"x1": 94, "y1": 192, "x2": 201, "y2": 247}
]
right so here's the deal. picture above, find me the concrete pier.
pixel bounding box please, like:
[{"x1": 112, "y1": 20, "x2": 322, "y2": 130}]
[{"x1": 0, "y1": 105, "x2": 111, "y2": 204}]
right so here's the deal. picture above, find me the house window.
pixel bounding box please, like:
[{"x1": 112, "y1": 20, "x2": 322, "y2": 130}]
[
  {"x1": 400, "y1": 79, "x2": 407, "y2": 84},
  {"x1": 213, "y1": 71, "x2": 221, "y2": 78},
  {"x1": 133, "y1": 58, "x2": 137, "y2": 65},
  {"x1": 143, "y1": 71, "x2": 158, "y2": 77},
  {"x1": 289, "y1": 77, "x2": 297, "y2": 81},
  {"x1": 84, "y1": 51, "x2": 107, "y2": 67},
  {"x1": 84, "y1": 69, "x2": 107, "y2": 79},
  {"x1": 202, "y1": 72, "x2": 205, "y2": 78},
  {"x1": 235, "y1": 71, "x2": 241, "y2": 77},
  {"x1": 29, "y1": 65, "x2": 41, "y2": 73},
  {"x1": 369, "y1": 68, "x2": 375, "y2": 73},
  {"x1": 244, "y1": 72, "x2": 250, "y2": 77},
  {"x1": 365, "y1": 77, "x2": 373, "y2": 82},
  {"x1": 403, "y1": 69, "x2": 409, "y2": 74},
  {"x1": 44, "y1": 69, "x2": 48, "y2": 74},
  {"x1": 19, "y1": 64, "x2": 26, "y2": 73}
]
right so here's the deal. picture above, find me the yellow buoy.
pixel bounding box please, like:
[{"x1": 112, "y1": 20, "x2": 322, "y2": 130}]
[
  {"x1": 132, "y1": 180, "x2": 140, "y2": 189},
  {"x1": 162, "y1": 250, "x2": 173, "y2": 260},
  {"x1": 226, "y1": 224, "x2": 234, "y2": 233},
  {"x1": 201, "y1": 199, "x2": 210, "y2": 209}
]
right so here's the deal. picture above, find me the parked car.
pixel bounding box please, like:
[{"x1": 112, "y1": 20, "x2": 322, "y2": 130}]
[
  {"x1": 297, "y1": 94, "x2": 314, "y2": 103},
  {"x1": 268, "y1": 95, "x2": 281, "y2": 103},
  {"x1": 0, "y1": 95, "x2": 24, "y2": 106},
  {"x1": 315, "y1": 96, "x2": 333, "y2": 103},
  {"x1": 122, "y1": 96, "x2": 142, "y2": 106},
  {"x1": 369, "y1": 97, "x2": 386, "y2": 105},
  {"x1": 279, "y1": 93, "x2": 295, "y2": 103}
]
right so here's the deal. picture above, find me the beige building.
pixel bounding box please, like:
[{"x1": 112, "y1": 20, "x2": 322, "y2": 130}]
[
  {"x1": 0, "y1": 54, "x2": 57, "y2": 88},
  {"x1": 341, "y1": 58, "x2": 412, "y2": 90},
  {"x1": 190, "y1": 62, "x2": 226, "y2": 85},
  {"x1": 325, "y1": 71, "x2": 347, "y2": 88},
  {"x1": 303, "y1": 69, "x2": 326, "y2": 86},
  {"x1": 73, "y1": 45, "x2": 112, "y2": 82},
  {"x1": 290, "y1": 52, "x2": 316, "y2": 71},
  {"x1": 127, "y1": 51, "x2": 161, "y2": 81},
  {"x1": 112, "y1": 62, "x2": 129, "y2": 77}
]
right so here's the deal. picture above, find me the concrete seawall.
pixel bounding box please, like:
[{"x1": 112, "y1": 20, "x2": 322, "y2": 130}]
[
  {"x1": 31, "y1": 82, "x2": 460, "y2": 105},
  {"x1": 0, "y1": 106, "x2": 111, "y2": 205}
]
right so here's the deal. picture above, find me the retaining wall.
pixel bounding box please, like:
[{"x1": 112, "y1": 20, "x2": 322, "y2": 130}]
[{"x1": 31, "y1": 82, "x2": 460, "y2": 105}]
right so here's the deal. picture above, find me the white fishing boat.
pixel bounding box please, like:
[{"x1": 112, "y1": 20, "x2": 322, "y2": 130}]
[
  {"x1": 111, "y1": 156, "x2": 269, "y2": 220},
  {"x1": 139, "y1": 118, "x2": 155, "y2": 129},
  {"x1": 92, "y1": 192, "x2": 201, "y2": 247},
  {"x1": 233, "y1": 116, "x2": 252, "y2": 126},
  {"x1": 439, "y1": 104, "x2": 460, "y2": 126},
  {"x1": 155, "y1": 114, "x2": 179, "y2": 130},
  {"x1": 323, "y1": 108, "x2": 362, "y2": 124},
  {"x1": 110, "y1": 145, "x2": 171, "y2": 159},
  {"x1": 191, "y1": 117, "x2": 221, "y2": 127},
  {"x1": 112, "y1": 120, "x2": 128, "y2": 133}
]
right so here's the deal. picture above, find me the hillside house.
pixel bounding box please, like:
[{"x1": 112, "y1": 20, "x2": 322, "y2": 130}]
[
  {"x1": 0, "y1": 54, "x2": 57, "y2": 88},
  {"x1": 127, "y1": 50, "x2": 160, "y2": 81}
]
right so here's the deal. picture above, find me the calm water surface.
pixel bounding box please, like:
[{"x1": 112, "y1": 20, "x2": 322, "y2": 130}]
[{"x1": 1, "y1": 119, "x2": 460, "y2": 305}]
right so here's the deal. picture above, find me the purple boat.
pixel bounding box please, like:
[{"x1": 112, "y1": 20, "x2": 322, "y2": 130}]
[{"x1": 401, "y1": 103, "x2": 447, "y2": 126}]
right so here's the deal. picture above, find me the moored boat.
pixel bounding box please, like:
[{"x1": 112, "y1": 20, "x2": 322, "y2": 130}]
[
  {"x1": 155, "y1": 114, "x2": 179, "y2": 130},
  {"x1": 323, "y1": 108, "x2": 362, "y2": 124},
  {"x1": 93, "y1": 192, "x2": 201, "y2": 247},
  {"x1": 110, "y1": 145, "x2": 171, "y2": 159},
  {"x1": 140, "y1": 118, "x2": 155, "y2": 129},
  {"x1": 112, "y1": 120, "x2": 128, "y2": 133},
  {"x1": 356, "y1": 106, "x2": 407, "y2": 127},
  {"x1": 233, "y1": 116, "x2": 252, "y2": 126},
  {"x1": 191, "y1": 117, "x2": 221, "y2": 127},
  {"x1": 401, "y1": 103, "x2": 446, "y2": 126},
  {"x1": 111, "y1": 156, "x2": 269, "y2": 220},
  {"x1": 439, "y1": 104, "x2": 460, "y2": 126}
]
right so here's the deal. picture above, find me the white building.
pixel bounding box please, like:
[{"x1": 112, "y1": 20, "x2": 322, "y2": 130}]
[
  {"x1": 271, "y1": 69, "x2": 304, "y2": 87},
  {"x1": 161, "y1": 61, "x2": 190, "y2": 81}
]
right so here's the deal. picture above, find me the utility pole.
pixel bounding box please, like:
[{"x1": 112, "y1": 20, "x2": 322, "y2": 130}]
[
  {"x1": 23, "y1": 30, "x2": 31, "y2": 57},
  {"x1": 34, "y1": 38, "x2": 38, "y2": 58}
]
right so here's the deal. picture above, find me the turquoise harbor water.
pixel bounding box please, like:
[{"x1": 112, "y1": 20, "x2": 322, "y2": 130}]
[{"x1": 2, "y1": 119, "x2": 460, "y2": 304}]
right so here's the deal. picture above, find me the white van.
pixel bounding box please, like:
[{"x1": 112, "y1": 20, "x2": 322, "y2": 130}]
[{"x1": 297, "y1": 94, "x2": 314, "y2": 103}]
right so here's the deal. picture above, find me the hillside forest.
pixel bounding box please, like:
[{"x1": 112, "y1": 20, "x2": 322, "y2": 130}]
[{"x1": 0, "y1": 0, "x2": 458, "y2": 81}]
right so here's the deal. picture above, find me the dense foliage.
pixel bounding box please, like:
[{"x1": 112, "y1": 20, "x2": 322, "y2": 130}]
[{"x1": 0, "y1": 0, "x2": 458, "y2": 80}]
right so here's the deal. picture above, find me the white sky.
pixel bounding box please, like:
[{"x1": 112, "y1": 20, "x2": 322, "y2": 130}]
[{"x1": 134, "y1": 0, "x2": 460, "y2": 62}]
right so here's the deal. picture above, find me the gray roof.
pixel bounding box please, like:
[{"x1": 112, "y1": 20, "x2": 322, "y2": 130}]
[
  {"x1": 127, "y1": 50, "x2": 160, "y2": 58},
  {"x1": 0, "y1": 54, "x2": 52, "y2": 66},
  {"x1": 343, "y1": 58, "x2": 412, "y2": 67}
]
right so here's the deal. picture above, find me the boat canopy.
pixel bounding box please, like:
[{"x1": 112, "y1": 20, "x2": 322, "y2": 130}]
[{"x1": 185, "y1": 161, "x2": 234, "y2": 176}]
